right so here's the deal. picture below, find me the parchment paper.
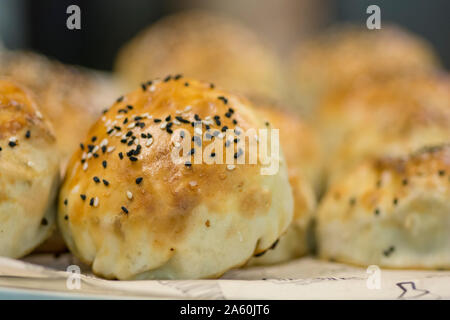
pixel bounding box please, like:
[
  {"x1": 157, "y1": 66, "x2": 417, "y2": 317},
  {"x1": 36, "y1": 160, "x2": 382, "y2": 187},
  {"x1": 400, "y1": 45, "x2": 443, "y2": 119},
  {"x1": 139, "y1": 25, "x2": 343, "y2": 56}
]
[{"x1": 0, "y1": 253, "x2": 448, "y2": 299}]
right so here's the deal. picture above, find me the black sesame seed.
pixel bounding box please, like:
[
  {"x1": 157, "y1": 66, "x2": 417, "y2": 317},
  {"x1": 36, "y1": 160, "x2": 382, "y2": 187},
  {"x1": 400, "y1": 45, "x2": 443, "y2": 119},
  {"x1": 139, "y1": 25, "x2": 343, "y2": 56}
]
[
  {"x1": 123, "y1": 118, "x2": 128, "y2": 124},
  {"x1": 93, "y1": 176, "x2": 100, "y2": 183},
  {"x1": 136, "y1": 177, "x2": 143, "y2": 184},
  {"x1": 165, "y1": 115, "x2": 172, "y2": 122},
  {"x1": 438, "y1": 170, "x2": 445, "y2": 176},
  {"x1": 118, "y1": 152, "x2": 124, "y2": 159},
  {"x1": 80, "y1": 194, "x2": 86, "y2": 201},
  {"x1": 102, "y1": 160, "x2": 107, "y2": 169},
  {"x1": 8, "y1": 141, "x2": 17, "y2": 148},
  {"x1": 166, "y1": 128, "x2": 173, "y2": 134},
  {"x1": 107, "y1": 128, "x2": 114, "y2": 135},
  {"x1": 228, "y1": 108, "x2": 234, "y2": 114},
  {"x1": 184, "y1": 82, "x2": 189, "y2": 87},
  {"x1": 91, "y1": 136, "x2": 97, "y2": 142},
  {"x1": 116, "y1": 96, "x2": 124, "y2": 103},
  {"x1": 93, "y1": 153, "x2": 99, "y2": 158},
  {"x1": 210, "y1": 83, "x2": 215, "y2": 89},
  {"x1": 129, "y1": 156, "x2": 138, "y2": 162},
  {"x1": 218, "y1": 96, "x2": 228, "y2": 104},
  {"x1": 64, "y1": 199, "x2": 68, "y2": 206},
  {"x1": 185, "y1": 161, "x2": 192, "y2": 167},
  {"x1": 221, "y1": 126, "x2": 228, "y2": 132},
  {"x1": 41, "y1": 218, "x2": 48, "y2": 226},
  {"x1": 121, "y1": 206, "x2": 129, "y2": 214},
  {"x1": 393, "y1": 198, "x2": 398, "y2": 205},
  {"x1": 101, "y1": 145, "x2": 107, "y2": 154},
  {"x1": 154, "y1": 119, "x2": 162, "y2": 123},
  {"x1": 80, "y1": 143, "x2": 84, "y2": 150},
  {"x1": 225, "y1": 112, "x2": 232, "y2": 118},
  {"x1": 64, "y1": 215, "x2": 68, "y2": 221},
  {"x1": 141, "y1": 83, "x2": 147, "y2": 91},
  {"x1": 164, "y1": 75, "x2": 172, "y2": 82},
  {"x1": 126, "y1": 131, "x2": 133, "y2": 137},
  {"x1": 25, "y1": 130, "x2": 31, "y2": 138},
  {"x1": 374, "y1": 208, "x2": 380, "y2": 216},
  {"x1": 114, "y1": 126, "x2": 121, "y2": 131},
  {"x1": 89, "y1": 198, "x2": 94, "y2": 206},
  {"x1": 210, "y1": 152, "x2": 216, "y2": 157},
  {"x1": 233, "y1": 119, "x2": 238, "y2": 125},
  {"x1": 190, "y1": 148, "x2": 195, "y2": 155},
  {"x1": 102, "y1": 179, "x2": 110, "y2": 186},
  {"x1": 174, "y1": 74, "x2": 183, "y2": 80}
]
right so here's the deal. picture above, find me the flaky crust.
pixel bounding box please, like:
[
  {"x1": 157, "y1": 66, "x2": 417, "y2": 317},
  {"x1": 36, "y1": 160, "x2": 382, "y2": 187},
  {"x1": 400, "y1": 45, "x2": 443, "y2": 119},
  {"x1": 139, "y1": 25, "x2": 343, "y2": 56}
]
[
  {"x1": 58, "y1": 77, "x2": 293, "y2": 280},
  {"x1": 290, "y1": 25, "x2": 440, "y2": 114},
  {"x1": 317, "y1": 144, "x2": 450, "y2": 269},
  {"x1": 248, "y1": 105, "x2": 320, "y2": 265},
  {"x1": 0, "y1": 79, "x2": 59, "y2": 258},
  {"x1": 0, "y1": 51, "x2": 122, "y2": 169},
  {"x1": 115, "y1": 10, "x2": 285, "y2": 103}
]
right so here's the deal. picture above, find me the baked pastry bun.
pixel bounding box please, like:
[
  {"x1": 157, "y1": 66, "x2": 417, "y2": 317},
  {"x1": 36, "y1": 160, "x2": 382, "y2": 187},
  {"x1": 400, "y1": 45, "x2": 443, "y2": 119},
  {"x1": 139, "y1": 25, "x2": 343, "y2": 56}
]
[
  {"x1": 0, "y1": 51, "x2": 121, "y2": 170},
  {"x1": 317, "y1": 144, "x2": 450, "y2": 269},
  {"x1": 248, "y1": 105, "x2": 321, "y2": 265},
  {"x1": 58, "y1": 77, "x2": 293, "y2": 280},
  {"x1": 0, "y1": 79, "x2": 59, "y2": 258},
  {"x1": 317, "y1": 73, "x2": 450, "y2": 184},
  {"x1": 115, "y1": 10, "x2": 285, "y2": 103},
  {"x1": 290, "y1": 25, "x2": 440, "y2": 114}
]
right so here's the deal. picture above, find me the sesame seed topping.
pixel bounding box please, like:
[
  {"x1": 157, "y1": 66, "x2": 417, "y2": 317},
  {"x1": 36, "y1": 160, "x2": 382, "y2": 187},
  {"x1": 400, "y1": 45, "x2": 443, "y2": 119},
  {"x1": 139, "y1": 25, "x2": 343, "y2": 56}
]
[
  {"x1": 102, "y1": 160, "x2": 107, "y2": 169},
  {"x1": 25, "y1": 130, "x2": 31, "y2": 139},
  {"x1": 127, "y1": 191, "x2": 133, "y2": 200},
  {"x1": 80, "y1": 194, "x2": 86, "y2": 201},
  {"x1": 136, "y1": 177, "x2": 143, "y2": 184},
  {"x1": 227, "y1": 164, "x2": 236, "y2": 171},
  {"x1": 93, "y1": 176, "x2": 100, "y2": 183}
]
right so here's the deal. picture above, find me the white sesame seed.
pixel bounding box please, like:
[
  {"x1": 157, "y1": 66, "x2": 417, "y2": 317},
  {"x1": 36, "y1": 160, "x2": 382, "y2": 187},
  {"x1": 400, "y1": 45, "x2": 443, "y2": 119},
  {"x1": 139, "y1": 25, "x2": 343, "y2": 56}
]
[
  {"x1": 146, "y1": 138, "x2": 153, "y2": 147},
  {"x1": 27, "y1": 161, "x2": 34, "y2": 167},
  {"x1": 218, "y1": 133, "x2": 224, "y2": 139},
  {"x1": 107, "y1": 146, "x2": 116, "y2": 153},
  {"x1": 87, "y1": 152, "x2": 93, "y2": 159},
  {"x1": 189, "y1": 181, "x2": 197, "y2": 187},
  {"x1": 227, "y1": 164, "x2": 236, "y2": 171},
  {"x1": 100, "y1": 139, "x2": 108, "y2": 147},
  {"x1": 115, "y1": 115, "x2": 123, "y2": 119},
  {"x1": 149, "y1": 86, "x2": 156, "y2": 92},
  {"x1": 9, "y1": 137, "x2": 17, "y2": 143},
  {"x1": 115, "y1": 131, "x2": 122, "y2": 137},
  {"x1": 173, "y1": 119, "x2": 181, "y2": 125},
  {"x1": 184, "y1": 105, "x2": 192, "y2": 112},
  {"x1": 127, "y1": 123, "x2": 136, "y2": 129},
  {"x1": 36, "y1": 111, "x2": 43, "y2": 119},
  {"x1": 134, "y1": 138, "x2": 139, "y2": 145},
  {"x1": 173, "y1": 141, "x2": 181, "y2": 148},
  {"x1": 101, "y1": 116, "x2": 106, "y2": 121},
  {"x1": 160, "y1": 122, "x2": 167, "y2": 129},
  {"x1": 81, "y1": 152, "x2": 87, "y2": 160},
  {"x1": 194, "y1": 128, "x2": 202, "y2": 135},
  {"x1": 83, "y1": 162, "x2": 88, "y2": 171},
  {"x1": 92, "y1": 146, "x2": 99, "y2": 154},
  {"x1": 93, "y1": 197, "x2": 99, "y2": 207},
  {"x1": 176, "y1": 110, "x2": 182, "y2": 114},
  {"x1": 127, "y1": 191, "x2": 133, "y2": 200}
]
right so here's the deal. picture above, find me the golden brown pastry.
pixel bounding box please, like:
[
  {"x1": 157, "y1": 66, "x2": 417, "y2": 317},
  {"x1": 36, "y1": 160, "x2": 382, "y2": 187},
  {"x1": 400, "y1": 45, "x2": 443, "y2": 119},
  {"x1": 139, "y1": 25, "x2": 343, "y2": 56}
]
[
  {"x1": 115, "y1": 10, "x2": 285, "y2": 103},
  {"x1": 290, "y1": 25, "x2": 440, "y2": 114},
  {"x1": 0, "y1": 79, "x2": 59, "y2": 258},
  {"x1": 58, "y1": 77, "x2": 293, "y2": 280},
  {"x1": 248, "y1": 105, "x2": 322, "y2": 265},
  {"x1": 317, "y1": 144, "x2": 450, "y2": 269},
  {"x1": 316, "y1": 73, "x2": 450, "y2": 184},
  {"x1": 0, "y1": 51, "x2": 121, "y2": 170}
]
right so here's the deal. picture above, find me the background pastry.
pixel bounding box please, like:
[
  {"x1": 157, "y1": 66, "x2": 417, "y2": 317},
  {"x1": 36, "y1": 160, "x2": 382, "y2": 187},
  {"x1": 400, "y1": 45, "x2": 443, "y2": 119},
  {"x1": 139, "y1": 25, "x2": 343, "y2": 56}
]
[
  {"x1": 58, "y1": 77, "x2": 293, "y2": 280},
  {"x1": 290, "y1": 25, "x2": 440, "y2": 115},
  {"x1": 0, "y1": 50, "x2": 121, "y2": 171},
  {"x1": 315, "y1": 73, "x2": 450, "y2": 185},
  {"x1": 0, "y1": 79, "x2": 59, "y2": 258},
  {"x1": 115, "y1": 10, "x2": 285, "y2": 103},
  {"x1": 248, "y1": 105, "x2": 321, "y2": 265},
  {"x1": 317, "y1": 144, "x2": 450, "y2": 269}
]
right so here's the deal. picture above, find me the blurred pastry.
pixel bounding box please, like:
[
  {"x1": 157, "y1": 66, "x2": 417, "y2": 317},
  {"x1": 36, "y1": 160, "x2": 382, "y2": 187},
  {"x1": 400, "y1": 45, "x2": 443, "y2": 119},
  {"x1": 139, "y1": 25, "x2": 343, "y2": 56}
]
[
  {"x1": 316, "y1": 73, "x2": 450, "y2": 184},
  {"x1": 0, "y1": 79, "x2": 59, "y2": 258},
  {"x1": 248, "y1": 104, "x2": 322, "y2": 265},
  {"x1": 115, "y1": 10, "x2": 285, "y2": 103},
  {"x1": 290, "y1": 25, "x2": 440, "y2": 115},
  {"x1": 58, "y1": 77, "x2": 293, "y2": 280},
  {"x1": 317, "y1": 144, "x2": 450, "y2": 269},
  {"x1": 0, "y1": 50, "x2": 122, "y2": 171}
]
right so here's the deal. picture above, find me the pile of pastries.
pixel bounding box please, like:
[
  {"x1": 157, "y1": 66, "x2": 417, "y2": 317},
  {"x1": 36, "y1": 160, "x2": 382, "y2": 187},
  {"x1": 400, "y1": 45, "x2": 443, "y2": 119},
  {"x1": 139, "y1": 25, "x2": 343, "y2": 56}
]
[{"x1": 0, "y1": 10, "x2": 448, "y2": 280}]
